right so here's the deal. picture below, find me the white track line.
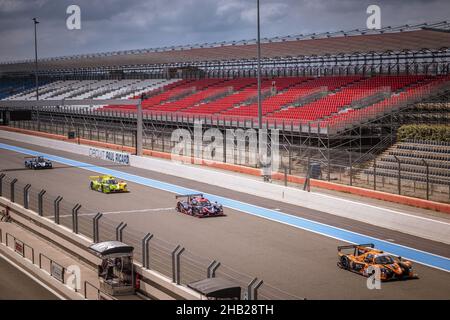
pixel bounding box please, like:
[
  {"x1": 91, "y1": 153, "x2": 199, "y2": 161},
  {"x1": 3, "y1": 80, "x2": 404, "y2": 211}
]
[
  {"x1": 314, "y1": 190, "x2": 450, "y2": 226},
  {"x1": 59, "y1": 207, "x2": 174, "y2": 218},
  {"x1": 0, "y1": 252, "x2": 66, "y2": 300}
]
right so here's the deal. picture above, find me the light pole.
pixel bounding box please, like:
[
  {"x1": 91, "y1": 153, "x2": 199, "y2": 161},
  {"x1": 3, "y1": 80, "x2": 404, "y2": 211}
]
[
  {"x1": 32, "y1": 18, "x2": 39, "y2": 101},
  {"x1": 32, "y1": 18, "x2": 40, "y2": 131},
  {"x1": 256, "y1": 0, "x2": 262, "y2": 129}
]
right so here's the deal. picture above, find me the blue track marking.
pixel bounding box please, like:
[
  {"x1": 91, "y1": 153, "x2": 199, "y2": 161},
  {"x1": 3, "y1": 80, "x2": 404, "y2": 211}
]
[{"x1": 1, "y1": 142, "x2": 449, "y2": 272}]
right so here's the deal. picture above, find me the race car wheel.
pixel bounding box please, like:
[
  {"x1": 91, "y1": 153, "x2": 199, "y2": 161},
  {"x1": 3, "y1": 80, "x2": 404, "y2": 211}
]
[
  {"x1": 176, "y1": 203, "x2": 181, "y2": 212},
  {"x1": 340, "y1": 256, "x2": 350, "y2": 270},
  {"x1": 90, "y1": 182, "x2": 94, "y2": 190}
]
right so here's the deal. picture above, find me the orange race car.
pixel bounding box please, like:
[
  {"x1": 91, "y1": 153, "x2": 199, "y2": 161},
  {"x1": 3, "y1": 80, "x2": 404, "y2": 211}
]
[{"x1": 337, "y1": 244, "x2": 419, "y2": 281}]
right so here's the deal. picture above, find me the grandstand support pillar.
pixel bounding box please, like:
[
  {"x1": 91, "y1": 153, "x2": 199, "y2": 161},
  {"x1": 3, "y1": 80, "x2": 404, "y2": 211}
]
[
  {"x1": 303, "y1": 153, "x2": 311, "y2": 192},
  {"x1": 327, "y1": 148, "x2": 331, "y2": 181},
  {"x1": 393, "y1": 155, "x2": 401, "y2": 195},
  {"x1": 349, "y1": 152, "x2": 353, "y2": 186},
  {"x1": 373, "y1": 158, "x2": 377, "y2": 191},
  {"x1": 284, "y1": 166, "x2": 288, "y2": 186},
  {"x1": 136, "y1": 98, "x2": 143, "y2": 156},
  {"x1": 421, "y1": 159, "x2": 429, "y2": 200},
  {"x1": 288, "y1": 146, "x2": 292, "y2": 175}
]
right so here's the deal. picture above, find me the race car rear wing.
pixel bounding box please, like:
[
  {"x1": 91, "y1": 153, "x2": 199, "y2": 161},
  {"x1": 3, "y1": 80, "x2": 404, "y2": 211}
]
[
  {"x1": 89, "y1": 175, "x2": 109, "y2": 181},
  {"x1": 337, "y1": 243, "x2": 375, "y2": 252},
  {"x1": 175, "y1": 193, "x2": 204, "y2": 199}
]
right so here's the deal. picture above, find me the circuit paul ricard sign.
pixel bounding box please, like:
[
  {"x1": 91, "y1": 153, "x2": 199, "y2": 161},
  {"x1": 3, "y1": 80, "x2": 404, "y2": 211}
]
[{"x1": 88, "y1": 148, "x2": 130, "y2": 166}]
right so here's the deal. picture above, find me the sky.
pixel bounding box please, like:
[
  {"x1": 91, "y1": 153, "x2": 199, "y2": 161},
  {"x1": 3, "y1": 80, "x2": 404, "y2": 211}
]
[{"x1": 0, "y1": 0, "x2": 449, "y2": 62}]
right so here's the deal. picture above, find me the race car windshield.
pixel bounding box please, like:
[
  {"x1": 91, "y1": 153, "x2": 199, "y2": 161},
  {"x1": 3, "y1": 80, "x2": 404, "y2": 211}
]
[
  {"x1": 107, "y1": 180, "x2": 118, "y2": 184},
  {"x1": 374, "y1": 255, "x2": 395, "y2": 264}
]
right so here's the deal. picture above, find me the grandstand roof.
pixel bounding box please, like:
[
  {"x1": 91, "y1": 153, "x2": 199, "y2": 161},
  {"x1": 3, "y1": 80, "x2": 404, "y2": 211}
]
[{"x1": 1, "y1": 21, "x2": 450, "y2": 73}]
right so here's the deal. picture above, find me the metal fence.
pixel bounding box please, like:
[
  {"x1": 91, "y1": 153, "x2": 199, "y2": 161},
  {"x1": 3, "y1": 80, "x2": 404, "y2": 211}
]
[
  {"x1": 0, "y1": 173, "x2": 303, "y2": 300},
  {"x1": 10, "y1": 112, "x2": 450, "y2": 203},
  {"x1": 284, "y1": 151, "x2": 450, "y2": 203}
]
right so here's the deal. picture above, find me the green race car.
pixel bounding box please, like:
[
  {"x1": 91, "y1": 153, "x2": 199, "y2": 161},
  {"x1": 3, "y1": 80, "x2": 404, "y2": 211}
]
[{"x1": 89, "y1": 175, "x2": 129, "y2": 193}]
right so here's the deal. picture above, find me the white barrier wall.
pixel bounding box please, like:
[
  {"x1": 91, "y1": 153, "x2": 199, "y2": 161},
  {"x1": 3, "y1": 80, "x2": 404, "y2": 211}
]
[
  {"x1": 1, "y1": 129, "x2": 449, "y2": 244},
  {"x1": 0, "y1": 132, "x2": 130, "y2": 166}
]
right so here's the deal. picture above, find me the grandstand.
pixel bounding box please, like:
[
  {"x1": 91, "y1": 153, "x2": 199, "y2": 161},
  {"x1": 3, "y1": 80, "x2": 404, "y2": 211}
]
[
  {"x1": 1, "y1": 21, "x2": 449, "y2": 202},
  {"x1": 5, "y1": 79, "x2": 180, "y2": 108},
  {"x1": 0, "y1": 78, "x2": 36, "y2": 99},
  {"x1": 369, "y1": 140, "x2": 450, "y2": 184}
]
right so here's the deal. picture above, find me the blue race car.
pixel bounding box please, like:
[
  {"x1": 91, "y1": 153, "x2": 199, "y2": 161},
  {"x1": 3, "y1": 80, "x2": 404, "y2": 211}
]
[{"x1": 24, "y1": 156, "x2": 53, "y2": 169}]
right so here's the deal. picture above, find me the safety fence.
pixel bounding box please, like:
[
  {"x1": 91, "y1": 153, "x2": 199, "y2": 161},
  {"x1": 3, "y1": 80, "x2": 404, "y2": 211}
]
[
  {"x1": 9, "y1": 116, "x2": 450, "y2": 203},
  {"x1": 0, "y1": 173, "x2": 302, "y2": 300},
  {"x1": 284, "y1": 150, "x2": 450, "y2": 203}
]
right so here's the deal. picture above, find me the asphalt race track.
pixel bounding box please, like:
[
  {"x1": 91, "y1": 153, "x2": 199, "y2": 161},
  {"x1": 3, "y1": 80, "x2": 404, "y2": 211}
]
[{"x1": 0, "y1": 137, "x2": 449, "y2": 299}]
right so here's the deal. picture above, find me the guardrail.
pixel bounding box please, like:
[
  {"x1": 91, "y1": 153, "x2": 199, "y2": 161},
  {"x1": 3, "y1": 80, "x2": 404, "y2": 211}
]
[{"x1": 0, "y1": 174, "x2": 302, "y2": 300}]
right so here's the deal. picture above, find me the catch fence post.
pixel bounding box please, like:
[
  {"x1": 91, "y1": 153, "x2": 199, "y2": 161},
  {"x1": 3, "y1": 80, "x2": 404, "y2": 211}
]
[
  {"x1": 207, "y1": 260, "x2": 221, "y2": 278},
  {"x1": 10, "y1": 179, "x2": 18, "y2": 202},
  {"x1": 54, "y1": 196, "x2": 63, "y2": 224},
  {"x1": 142, "y1": 233, "x2": 153, "y2": 269},
  {"x1": 72, "y1": 204, "x2": 81, "y2": 234},
  {"x1": 38, "y1": 190, "x2": 46, "y2": 216},
  {"x1": 23, "y1": 184, "x2": 31, "y2": 209},
  {"x1": 92, "y1": 213, "x2": 103, "y2": 243}
]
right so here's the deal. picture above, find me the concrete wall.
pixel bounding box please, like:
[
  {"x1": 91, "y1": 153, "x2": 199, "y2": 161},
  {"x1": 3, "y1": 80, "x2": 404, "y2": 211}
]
[{"x1": 1, "y1": 129, "x2": 449, "y2": 245}]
